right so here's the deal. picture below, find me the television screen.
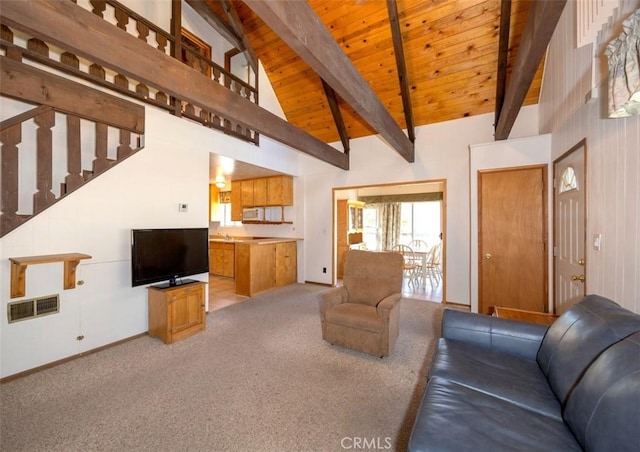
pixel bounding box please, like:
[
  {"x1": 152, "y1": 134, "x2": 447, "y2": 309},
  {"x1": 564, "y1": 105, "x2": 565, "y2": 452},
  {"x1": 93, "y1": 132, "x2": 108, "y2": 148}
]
[{"x1": 131, "y1": 228, "x2": 209, "y2": 287}]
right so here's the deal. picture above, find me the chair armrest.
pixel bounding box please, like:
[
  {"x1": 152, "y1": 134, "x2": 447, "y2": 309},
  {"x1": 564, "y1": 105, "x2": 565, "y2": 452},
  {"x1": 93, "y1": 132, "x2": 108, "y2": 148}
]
[
  {"x1": 376, "y1": 293, "x2": 402, "y2": 316},
  {"x1": 442, "y1": 309, "x2": 548, "y2": 360},
  {"x1": 319, "y1": 286, "x2": 348, "y2": 319}
]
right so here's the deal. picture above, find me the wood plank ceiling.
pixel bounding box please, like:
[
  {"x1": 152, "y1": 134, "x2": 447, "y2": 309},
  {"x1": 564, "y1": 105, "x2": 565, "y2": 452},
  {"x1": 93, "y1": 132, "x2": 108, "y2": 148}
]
[{"x1": 203, "y1": 0, "x2": 544, "y2": 146}]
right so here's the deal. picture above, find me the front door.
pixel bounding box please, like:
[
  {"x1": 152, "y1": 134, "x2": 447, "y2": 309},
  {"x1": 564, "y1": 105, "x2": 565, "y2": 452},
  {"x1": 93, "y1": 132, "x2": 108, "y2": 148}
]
[
  {"x1": 553, "y1": 140, "x2": 586, "y2": 314},
  {"x1": 478, "y1": 166, "x2": 547, "y2": 314}
]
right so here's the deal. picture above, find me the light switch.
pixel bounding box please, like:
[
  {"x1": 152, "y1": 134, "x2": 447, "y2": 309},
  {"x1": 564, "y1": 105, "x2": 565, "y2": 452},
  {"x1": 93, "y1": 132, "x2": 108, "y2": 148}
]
[{"x1": 593, "y1": 233, "x2": 602, "y2": 251}]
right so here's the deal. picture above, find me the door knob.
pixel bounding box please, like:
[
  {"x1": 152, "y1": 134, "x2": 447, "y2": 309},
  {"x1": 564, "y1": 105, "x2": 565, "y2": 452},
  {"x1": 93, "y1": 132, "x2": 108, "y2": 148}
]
[
  {"x1": 571, "y1": 274, "x2": 585, "y2": 282},
  {"x1": 578, "y1": 258, "x2": 585, "y2": 266},
  {"x1": 484, "y1": 253, "x2": 492, "y2": 260}
]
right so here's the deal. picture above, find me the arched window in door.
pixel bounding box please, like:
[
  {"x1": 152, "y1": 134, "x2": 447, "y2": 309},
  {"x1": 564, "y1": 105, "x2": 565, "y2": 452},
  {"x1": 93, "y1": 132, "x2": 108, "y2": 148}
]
[{"x1": 559, "y1": 166, "x2": 578, "y2": 193}]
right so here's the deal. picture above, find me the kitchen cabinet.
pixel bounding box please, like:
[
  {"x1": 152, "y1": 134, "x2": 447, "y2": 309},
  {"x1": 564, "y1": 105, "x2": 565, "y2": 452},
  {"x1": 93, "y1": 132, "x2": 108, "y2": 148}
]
[
  {"x1": 229, "y1": 176, "x2": 294, "y2": 224},
  {"x1": 231, "y1": 181, "x2": 242, "y2": 221},
  {"x1": 235, "y1": 240, "x2": 297, "y2": 296},
  {"x1": 209, "y1": 242, "x2": 234, "y2": 278},
  {"x1": 266, "y1": 175, "x2": 293, "y2": 206},
  {"x1": 241, "y1": 180, "x2": 254, "y2": 207},
  {"x1": 337, "y1": 199, "x2": 365, "y2": 279},
  {"x1": 275, "y1": 241, "x2": 297, "y2": 287},
  {"x1": 253, "y1": 178, "x2": 267, "y2": 206},
  {"x1": 147, "y1": 281, "x2": 206, "y2": 344}
]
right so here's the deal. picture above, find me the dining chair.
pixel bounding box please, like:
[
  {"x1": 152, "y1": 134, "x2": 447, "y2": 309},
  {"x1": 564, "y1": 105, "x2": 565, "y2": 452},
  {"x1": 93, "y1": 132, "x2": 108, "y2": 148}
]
[
  {"x1": 408, "y1": 239, "x2": 429, "y2": 253},
  {"x1": 391, "y1": 244, "x2": 422, "y2": 288},
  {"x1": 424, "y1": 242, "x2": 442, "y2": 286}
]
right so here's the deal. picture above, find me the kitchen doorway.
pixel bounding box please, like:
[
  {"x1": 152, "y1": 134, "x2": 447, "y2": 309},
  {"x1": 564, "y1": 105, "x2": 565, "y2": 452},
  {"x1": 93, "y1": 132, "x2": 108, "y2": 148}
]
[{"x1": 333, "y1": 180, "x2": 446, "y2": 303}]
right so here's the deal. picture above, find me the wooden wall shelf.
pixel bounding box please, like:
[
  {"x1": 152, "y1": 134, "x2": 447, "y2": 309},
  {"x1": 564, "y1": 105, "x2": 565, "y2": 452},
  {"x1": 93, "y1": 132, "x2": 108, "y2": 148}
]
[{"x1": 9, "y1": 253, "x2": 92, "y2": 298}]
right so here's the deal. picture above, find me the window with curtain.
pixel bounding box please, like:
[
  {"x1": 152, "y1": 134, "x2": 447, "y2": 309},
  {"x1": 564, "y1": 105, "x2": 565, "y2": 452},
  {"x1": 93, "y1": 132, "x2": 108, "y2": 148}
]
[{"x1": 362, "y1": 201, "x2": 441, "y2": 251}]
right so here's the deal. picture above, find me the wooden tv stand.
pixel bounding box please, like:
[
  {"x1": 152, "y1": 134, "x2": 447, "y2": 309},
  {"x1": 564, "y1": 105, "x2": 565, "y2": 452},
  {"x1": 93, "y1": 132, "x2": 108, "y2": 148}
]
[{"x1": 147, "y1": 280, "x2": 206, "y2": 344}]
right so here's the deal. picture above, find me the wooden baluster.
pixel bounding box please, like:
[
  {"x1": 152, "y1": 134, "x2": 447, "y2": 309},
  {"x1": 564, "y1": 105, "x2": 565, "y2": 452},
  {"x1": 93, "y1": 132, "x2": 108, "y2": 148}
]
[
  {"x1": 33, "y1": 109, "x2": 56, "y2": 214},
  {"x1": 89, "y1": 63, "x2": 106, "y2": 80},
  {"x1": 155, "y1": 91, "x2": 168, "y2": 106},
  {"x1": 114, "y1": 73, "x2": 129, "y2": 90},
  {"x1": 65, "y1": 115, "x2": 83, "y2": 193},
  {"x1": 0, "y1": 124, "x2": 22, "y2": 236},
  {"x1": 60, "y1": 52, "x2": 80, "y2": 69},
  {"x1": 137, "y1": 21, "x2": 149, "y2": 43},
  {"x1": 27, "y1": 38, "x2": 49, "y2": 57},
  {"x1": 1, "y1": 24, "x2": 14, "y2": 42},
  {"x1": 118, "y1": 129, "x2": 133, "y2": 159},
  {"x1": 200, "y1": 109, "x2": 210, "y2": 124},
  {"x1": 212, "y1": 67, "x2": 220, "y2": 84},
  {"x1": 114, "y1": 6, "x2": 129, "y2": 30},
  {"x1": 90, "y1": 0, "x2": 106, "y2": 18},
  {"x1": 156, "y1": 33, "x2": 168, "y2": 53},
  {"x1": 136, "y1": 83, "x2": 149, "y2": 99},
  {"x1": 211, "y1": 114, "x2": 221, "y2": 127},
  {"x1": 184, "y1": 103, "x2": 195, "y2": 116},
  {"x1": 92, "y1": 123, "x2": 110, "y2": 174}
]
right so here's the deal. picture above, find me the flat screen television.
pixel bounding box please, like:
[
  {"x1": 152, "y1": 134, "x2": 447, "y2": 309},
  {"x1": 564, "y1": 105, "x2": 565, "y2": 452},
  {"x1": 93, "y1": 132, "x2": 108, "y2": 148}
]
[{"x1": 131, "y1": 228, "x2": 209, "y2": 288}]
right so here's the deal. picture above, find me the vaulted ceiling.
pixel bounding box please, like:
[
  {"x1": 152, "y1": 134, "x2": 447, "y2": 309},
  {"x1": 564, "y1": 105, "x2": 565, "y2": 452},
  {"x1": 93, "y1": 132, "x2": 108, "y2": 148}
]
[{"x1": 200, "y1": 0, "x2": 546, "y2": 148}]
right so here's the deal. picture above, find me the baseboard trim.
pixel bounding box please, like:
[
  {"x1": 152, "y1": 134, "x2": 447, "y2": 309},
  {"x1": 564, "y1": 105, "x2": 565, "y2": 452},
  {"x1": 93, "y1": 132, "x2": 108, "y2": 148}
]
[
  {"x1": 304, "y1": 281, "x2": 333, "y2": 287},
  {"x1": 0, "y1": 332, "x2": 148, "y2": 384}
]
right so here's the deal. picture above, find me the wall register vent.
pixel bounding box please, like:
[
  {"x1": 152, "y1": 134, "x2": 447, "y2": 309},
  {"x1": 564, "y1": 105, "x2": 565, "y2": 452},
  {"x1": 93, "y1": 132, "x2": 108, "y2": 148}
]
[{"x1": 8, "y1": 295, "x2": 60, "y2": 323}]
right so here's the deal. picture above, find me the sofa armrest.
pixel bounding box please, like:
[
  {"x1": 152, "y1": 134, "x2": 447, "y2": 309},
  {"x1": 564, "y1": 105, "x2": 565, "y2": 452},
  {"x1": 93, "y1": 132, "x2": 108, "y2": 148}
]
[
  {"x1": 319, "y1": 286, "x2": 348, "y2": 319},
  {"x1": 376, "y1": 293, "x2": 402, "y2": 316},
  {"x1": 442, "y1": 309, "x2": 548, "y2": 360}
]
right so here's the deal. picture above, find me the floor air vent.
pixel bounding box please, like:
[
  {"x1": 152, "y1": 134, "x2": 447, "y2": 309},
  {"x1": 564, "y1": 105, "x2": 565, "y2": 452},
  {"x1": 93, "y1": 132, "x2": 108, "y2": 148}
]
[{"x1": 8, "y1": 295, "x2": 60, "y2": 323}]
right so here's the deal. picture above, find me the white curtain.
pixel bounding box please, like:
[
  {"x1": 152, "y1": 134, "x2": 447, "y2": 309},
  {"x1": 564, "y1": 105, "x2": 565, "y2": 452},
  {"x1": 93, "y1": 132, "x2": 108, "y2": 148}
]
[{"x1": 605, "y1": 9, "x2": 640, "y2": 118}]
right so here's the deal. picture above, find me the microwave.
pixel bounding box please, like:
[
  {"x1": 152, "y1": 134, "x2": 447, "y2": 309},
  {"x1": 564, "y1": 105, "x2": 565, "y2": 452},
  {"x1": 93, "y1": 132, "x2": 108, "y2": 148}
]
[{"x1": 242, "y1": 207, "x2": 264, "y2": 221}]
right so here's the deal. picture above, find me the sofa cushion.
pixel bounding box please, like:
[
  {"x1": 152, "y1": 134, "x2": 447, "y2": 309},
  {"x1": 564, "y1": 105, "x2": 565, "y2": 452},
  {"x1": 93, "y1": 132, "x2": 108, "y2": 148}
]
[
  {"x1": 429, "y1": 338, "x2": 562, "y2": 420},
  {"x1": 563, "y1": 332, "x2": 640, "y2": 451},
  {"x1": 324, "y1": 303, "x2": 383, "y2": 333},
  {"x1": 342, "y1": 250, "x2": 403, "y2": 307},
  {"x1": 537, "y1": 294, "x2": 640, "y2": 405},
  {"x1": 408, "y1": 377, "x2": 581, "y2": 452}
]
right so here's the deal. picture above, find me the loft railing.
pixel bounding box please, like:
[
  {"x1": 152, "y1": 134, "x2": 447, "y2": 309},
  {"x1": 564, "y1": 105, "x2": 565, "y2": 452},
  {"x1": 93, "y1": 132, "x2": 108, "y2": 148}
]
[
  {"x1": 0, "y1": 104, "x2": 144, "y2": 238},
  {"x1": 0, "y1": 0, "x2": 259, "y2": 145}
]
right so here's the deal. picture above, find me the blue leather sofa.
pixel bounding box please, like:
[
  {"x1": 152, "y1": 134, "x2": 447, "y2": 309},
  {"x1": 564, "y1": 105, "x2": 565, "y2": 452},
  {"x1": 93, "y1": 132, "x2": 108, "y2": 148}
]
[{"x1": 408, "y1": 295, "x2": 640, "y2": 451}]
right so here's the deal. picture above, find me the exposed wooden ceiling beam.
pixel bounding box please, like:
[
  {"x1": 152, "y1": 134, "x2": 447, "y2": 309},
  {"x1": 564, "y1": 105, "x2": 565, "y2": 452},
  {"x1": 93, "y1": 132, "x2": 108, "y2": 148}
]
[
  {"x1": 495, "y1": 0, "x2": 567, "y2": 140},
  {"x1": 321, "y1": 78, "x2": 350, "y2": 154},
  {"x1": 218, "y1": 0, "x2": 258, "y2": 74},
  {"x1": 494, "y1": 0, "x2": 511, "y2": 129},
  {"x1": 243, "y1": 0, "x2": 414, "y2": 163},
  {"x1": 387, "y1": 0, "x2": 415, "y2": 143},
  {"x1": 1, "y1": 0, "x2": 348, "y2": 169},
  {"x1": 184, "y1": 0, "x2": 243, "y2": 51},
  {"x1": 1, "y1": 56, "x2": 144, "y2": 134}
]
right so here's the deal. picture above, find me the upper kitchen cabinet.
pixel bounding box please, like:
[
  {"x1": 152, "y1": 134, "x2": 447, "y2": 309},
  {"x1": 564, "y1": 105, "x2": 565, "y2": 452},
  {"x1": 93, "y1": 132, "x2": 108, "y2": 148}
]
[
  {"x1": 231, "y1": 181, "x2": 242, "y2": 221},
  {"x1": 233, "y1": 175, "x2": 293, "y2": 209},
  {"x1": 266, "y1": 176, "x2": 293, "y2": 206}
]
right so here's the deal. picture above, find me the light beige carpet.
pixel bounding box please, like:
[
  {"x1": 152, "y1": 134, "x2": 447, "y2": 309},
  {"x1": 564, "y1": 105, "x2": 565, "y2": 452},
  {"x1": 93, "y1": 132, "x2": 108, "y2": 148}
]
[{"x1": 0, "y1": 283, "x2": 444, "y2": 452}]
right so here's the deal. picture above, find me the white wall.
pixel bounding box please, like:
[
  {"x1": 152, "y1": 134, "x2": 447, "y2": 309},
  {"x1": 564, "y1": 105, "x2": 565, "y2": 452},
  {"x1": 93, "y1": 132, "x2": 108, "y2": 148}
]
[
  {"x1": 539, "y1": 0, "x2": 640, "y2": 312},
  {"x1": 469, "y1": 134, "x2": 552, "y2": 313},
  {"x1": 0, "y1": 102, "x2": 303, "y2": 378},
  {"x1": 299, "y1": 106, "x2": 541, "y2": 305}
]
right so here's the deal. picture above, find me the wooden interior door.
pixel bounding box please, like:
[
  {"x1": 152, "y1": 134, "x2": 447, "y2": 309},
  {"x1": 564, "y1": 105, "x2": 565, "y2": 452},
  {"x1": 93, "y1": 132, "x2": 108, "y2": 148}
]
[
  {"x1": 554, "y1": 141, "x2": 586, "y2": 314},
  {"x1": 479, "y1": 166, "x2": 547, "y2": 314}
]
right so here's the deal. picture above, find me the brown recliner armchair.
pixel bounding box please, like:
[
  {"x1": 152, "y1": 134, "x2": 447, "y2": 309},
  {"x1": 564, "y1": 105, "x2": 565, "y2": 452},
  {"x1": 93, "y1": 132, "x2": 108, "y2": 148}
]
[{"x1": 320, "y1": 249, "x2": 403, "y2": 357}]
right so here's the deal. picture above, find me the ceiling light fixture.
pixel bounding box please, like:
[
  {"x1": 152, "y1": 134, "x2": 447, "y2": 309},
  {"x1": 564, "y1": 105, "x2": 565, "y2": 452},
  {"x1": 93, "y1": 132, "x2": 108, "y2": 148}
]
[{"x1": 214, "y1": 176, "x2": 226, "y2": 189}]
